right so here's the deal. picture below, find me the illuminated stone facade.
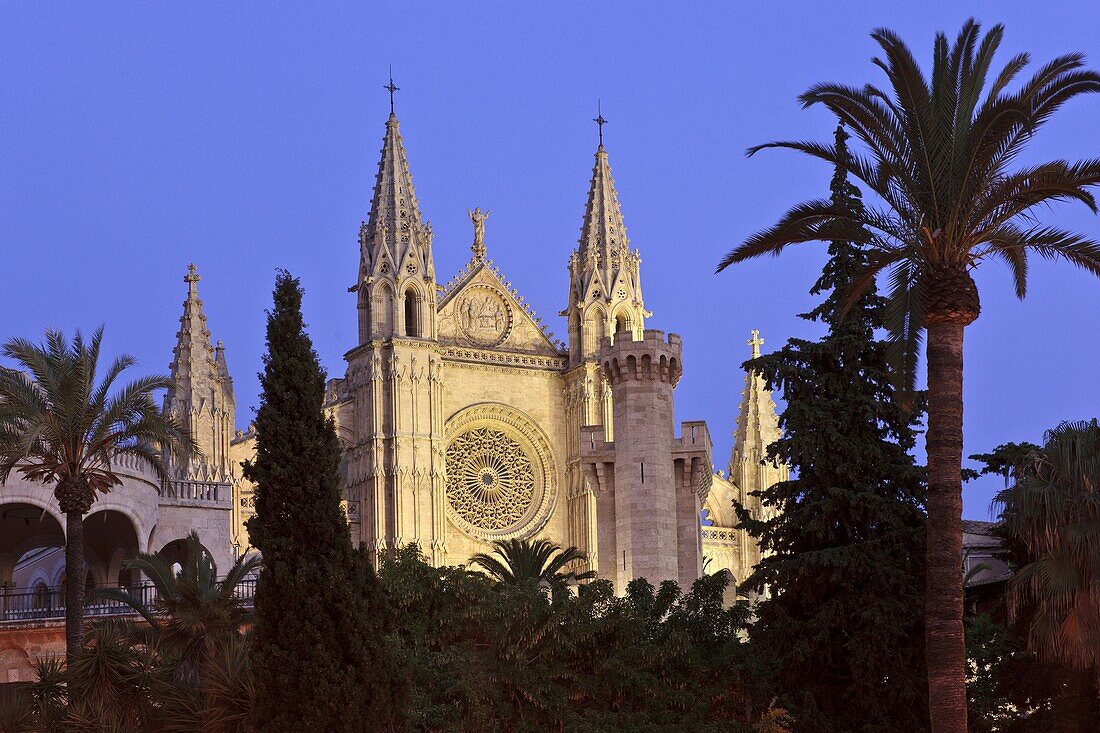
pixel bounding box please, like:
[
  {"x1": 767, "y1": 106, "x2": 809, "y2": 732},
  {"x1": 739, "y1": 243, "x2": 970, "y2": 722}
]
[
  {"x1": 227, "y1": 111, "x2": 785, "y2": 589},
  {"x1": 0, "y1": 112, "x2": 786, "y2": 609}
]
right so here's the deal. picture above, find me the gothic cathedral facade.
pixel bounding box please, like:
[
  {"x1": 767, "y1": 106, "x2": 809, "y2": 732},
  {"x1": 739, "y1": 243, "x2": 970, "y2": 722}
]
[{"x1": 221, "y1": 111, "x2": 788, "y2": 590}]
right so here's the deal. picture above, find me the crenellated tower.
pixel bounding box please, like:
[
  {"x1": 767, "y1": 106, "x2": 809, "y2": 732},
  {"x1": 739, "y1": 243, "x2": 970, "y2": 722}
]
[
  {"x1": 580, "y1": 331, "x2": 712, "y2": 591},
  {"x1": 346, "y1": 111, "x2": 447, "y2": 565},
  {"x1": 164, "y1": 265, "x2": 237, "y2": 483}
]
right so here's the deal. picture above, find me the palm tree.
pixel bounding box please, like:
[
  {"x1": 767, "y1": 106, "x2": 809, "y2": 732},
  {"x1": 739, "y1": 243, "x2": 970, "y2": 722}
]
[
  {"x1": 98, "y1": 531, "x2": 260, "y2": 684},
  {"x1": 717, "y1": 20, "x2": 1100, "y2": 731},
  {"x1": 0, "y1": 327, "x2": 195, "y2": 661},
  {"x1": 995, "y1": 420, "x2": 1100, "y2": 695},
  {"x1": 469, "y1": 538, "x2": 597, "y2": 586}
]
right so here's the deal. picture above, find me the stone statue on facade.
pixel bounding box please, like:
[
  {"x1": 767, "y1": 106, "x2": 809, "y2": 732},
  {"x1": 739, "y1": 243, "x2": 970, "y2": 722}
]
[{"x1": 468, "y1": 207, "x2": 490, "y2": 261}]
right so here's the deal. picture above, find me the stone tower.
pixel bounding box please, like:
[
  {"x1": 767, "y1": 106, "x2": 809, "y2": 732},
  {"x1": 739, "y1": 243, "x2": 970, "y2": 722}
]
[
  {"x1": 729, "y1": 329, "x2": 788, "y2": 569},
  {"x1": 561, "y1": 139, "x2": 649, "y2": 573},
  {"x1": 345, "y1": 112, "x2": 448, "y2": 564},
  {"x1": 164, "y1": 264, "x2": 236, "y2": 482},
  {"x1": 580, "y1": 330, "x2": 712, "y2": 591}
]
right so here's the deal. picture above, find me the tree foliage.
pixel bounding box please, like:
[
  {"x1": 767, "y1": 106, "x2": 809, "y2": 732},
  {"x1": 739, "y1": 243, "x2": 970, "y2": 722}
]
[
  {"x1": 241, "y1": 271, "x2": 400, "y2": 732},
  {"x1": 717, "y1": 22, "x2": 1100, "y2": 730},
  {"x1": 3, "y1": 541, "x2": 257, "y2": 733},
  {"x1": 468, "y1": 538, "x2": 597, "y2": 586},
  {"x1": 380, "y1": 544, "x2": 783, "y2": 732},
  {"x1": 0, "y1": 327, "x2": 195, "y2": 660},
  {"x1": 996, "y1": 420, "x2": 1100, "y2": 676},
  {"x1": 735, "y1": 125, "x2": 929, "y2": 732}
]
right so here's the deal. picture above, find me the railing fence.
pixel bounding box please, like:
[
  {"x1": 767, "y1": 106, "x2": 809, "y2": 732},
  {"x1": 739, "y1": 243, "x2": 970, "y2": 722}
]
[{"x1": 0, "y1": 577, "x2": 256, "y2": 623}]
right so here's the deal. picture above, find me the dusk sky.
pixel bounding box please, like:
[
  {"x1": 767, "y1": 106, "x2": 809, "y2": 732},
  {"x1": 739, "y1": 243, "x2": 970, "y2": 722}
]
[{"x1": 2, "y1": 3, "x2": 1098, "y2": 521}]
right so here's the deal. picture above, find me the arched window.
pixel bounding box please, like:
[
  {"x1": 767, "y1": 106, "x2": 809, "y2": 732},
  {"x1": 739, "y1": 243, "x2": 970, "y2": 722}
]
[
  {"x1": 615, "y1": 313, "x2": 630, "y2": 335},
  {"x1": 33, "y1": 581, "x2": 51, "y2": 610},
  {"x1": 373, "y1": 283, "x2": 395, "y2": 336},
  {"x1": 404, "y1": 288, "x2": 420, "y2": 337}
]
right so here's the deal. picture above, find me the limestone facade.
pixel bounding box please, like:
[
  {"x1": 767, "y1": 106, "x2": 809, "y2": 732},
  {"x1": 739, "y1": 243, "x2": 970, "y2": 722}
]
[
  {"x1": 0, "y1": 111, "x2": 787, "y2": 606},
  {"x1": 229, "y1": 111, "x2": 786, "y2": 591}
]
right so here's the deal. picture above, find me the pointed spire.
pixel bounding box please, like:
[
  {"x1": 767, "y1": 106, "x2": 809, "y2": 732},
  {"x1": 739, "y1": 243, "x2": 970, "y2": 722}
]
[
  {"x1": 214, "y1": 339, "x2": 232, "y2": 386},
  {"x1": 170, "y1": 264, "x2": 214, "y2": 389},
  {"x1": 578, "y1": 142, "x2": 629, "y2": 264},
  {"x1": 166, "y1": 265, "x2": 236, "y2": 482},
  {"x1": 359, "y1": 112, "x2": 431, "y2": 282},
  {"x1": 564, "y1": 123, "x2": 647, "y2": 364},
  {"x1": 729, "y1": 329, "x2": 782, "y2": 475}
]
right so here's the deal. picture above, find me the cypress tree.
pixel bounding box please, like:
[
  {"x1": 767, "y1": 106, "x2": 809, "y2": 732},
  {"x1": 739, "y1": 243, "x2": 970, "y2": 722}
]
[
  {"x1": 738, "y1": 125, "x2": 929, "y2": 732},
  {"x1": 243, "y1": 271, "x2": 399, "y2": 732}
]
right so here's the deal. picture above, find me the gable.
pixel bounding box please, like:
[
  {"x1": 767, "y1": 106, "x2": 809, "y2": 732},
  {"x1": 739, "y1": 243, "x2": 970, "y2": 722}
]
[{"x1": 437, "y1": 261, "x2": 564, "y2": 357}]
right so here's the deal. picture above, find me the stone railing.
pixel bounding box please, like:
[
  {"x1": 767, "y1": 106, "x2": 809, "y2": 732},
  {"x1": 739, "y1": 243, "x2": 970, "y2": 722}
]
[
  {"x1": 0, "y1": 578, "x2": 256, "y2": 625},
  {"x1": 701, "y1": 527, "x2": 739, "y2": 547},
  {"x1": 161, "y1": 479, "x2": 232, "y2": 507}
]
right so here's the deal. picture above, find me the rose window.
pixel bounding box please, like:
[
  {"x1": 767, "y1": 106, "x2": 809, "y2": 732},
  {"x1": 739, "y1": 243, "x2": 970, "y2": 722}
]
[{"x1": 445, "y1": 427, "x2": 535, "y2": 531}]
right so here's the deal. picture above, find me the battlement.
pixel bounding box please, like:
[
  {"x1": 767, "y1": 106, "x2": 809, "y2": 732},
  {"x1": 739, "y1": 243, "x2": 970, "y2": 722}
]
[
  {"x1": 580, "y1": 424, "x2": 614, "y2": 456},
  {"x1": 600, "y1": 329, "x2": 682, "y2": 351},
  {"x1": 599, "y1": 329, "x2": 683, "y2": 386},
  {"x1": 674, "y1": 420, "x2": 711, "y2": 452}
]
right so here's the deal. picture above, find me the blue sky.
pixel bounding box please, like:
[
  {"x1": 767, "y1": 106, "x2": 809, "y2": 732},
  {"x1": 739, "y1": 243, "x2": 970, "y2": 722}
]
[{"x1": 2, "y1": 3, "x2": 1098, "y2": 520}]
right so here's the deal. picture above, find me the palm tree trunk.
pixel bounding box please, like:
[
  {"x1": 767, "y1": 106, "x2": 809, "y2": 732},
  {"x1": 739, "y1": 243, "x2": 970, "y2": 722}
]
[
  {"x1": 925, "y1": 321, "x2": 968, "y2": 732},
  {"x1": 65, "y1": 510, "x2": 84, "y2": 663}
]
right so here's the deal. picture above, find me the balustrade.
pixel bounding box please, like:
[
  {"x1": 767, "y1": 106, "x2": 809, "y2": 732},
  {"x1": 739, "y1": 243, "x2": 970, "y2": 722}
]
[{"x1": 0, "y1": 578, "x2": 256, "y2": 624}]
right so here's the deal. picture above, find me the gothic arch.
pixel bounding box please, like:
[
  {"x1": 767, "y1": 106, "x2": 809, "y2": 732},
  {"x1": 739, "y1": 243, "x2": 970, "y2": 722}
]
[
  {"x1": 582, "y1": 303, "x2": 609, "y2": 355},
  {"x1": 703, "y1": 477, "x2": 739, "y2": 528},
  {"x1": 372, "y1": 280, "x2": 395, "y2": 336},
  {"x1": 400, "y1": 280, "x2": 424, "y2": 337},
  {"x1": 568, "y1": 310, "x2": 581, "y2": 362},
  {"x1": 610, "y1": 305, "x2": 634, "y2": 341}
]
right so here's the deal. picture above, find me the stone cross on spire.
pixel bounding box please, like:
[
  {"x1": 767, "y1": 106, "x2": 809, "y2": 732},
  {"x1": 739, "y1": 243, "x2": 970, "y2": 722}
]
[
  {"x1": 185, "y1": 263, "x2": 200, "y2": 294},
  {"x1": 748, "y1": 329, "x2": 764, "y2": 359}
]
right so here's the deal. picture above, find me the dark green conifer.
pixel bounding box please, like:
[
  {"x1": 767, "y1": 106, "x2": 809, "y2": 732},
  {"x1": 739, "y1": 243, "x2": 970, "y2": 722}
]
[
  {"x1": 737, "y1": 125, "x2": 929, "y2": 732},
  {"x1": 243, "y1": 271, "x2": 400, "y2": 732}
]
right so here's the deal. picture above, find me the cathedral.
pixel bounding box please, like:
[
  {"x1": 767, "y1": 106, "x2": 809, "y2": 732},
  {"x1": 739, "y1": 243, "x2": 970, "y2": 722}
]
[
  {"x1": 230, "y1": 108, "x2": 789, "y2": 590},
  {"x1": 0, "y1": 108, "x2": 788, "y2": 603}
]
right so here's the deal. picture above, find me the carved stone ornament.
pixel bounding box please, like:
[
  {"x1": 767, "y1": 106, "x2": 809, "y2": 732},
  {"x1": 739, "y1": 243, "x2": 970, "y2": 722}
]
[
  {"x1": 456, "y1": 285, "x2": 513, "y2": 347},
  {"x1": 443, "y1": 403, "x2": 557, "y2": 541}
]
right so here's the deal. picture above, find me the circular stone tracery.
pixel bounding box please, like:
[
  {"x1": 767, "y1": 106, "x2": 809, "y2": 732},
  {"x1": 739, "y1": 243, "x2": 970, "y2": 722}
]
[
  {"x1": 443, "y1": 404, "x2": 557, "y2": 541},
  {"x1": 446, "y1": 428, "x2": 534, "y2": 531}
]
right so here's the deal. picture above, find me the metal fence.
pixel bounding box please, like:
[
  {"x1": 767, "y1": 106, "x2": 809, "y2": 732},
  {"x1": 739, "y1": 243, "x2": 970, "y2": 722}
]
[{"x1": 0, "y1": 578, "x2": 257, "y2": 624}]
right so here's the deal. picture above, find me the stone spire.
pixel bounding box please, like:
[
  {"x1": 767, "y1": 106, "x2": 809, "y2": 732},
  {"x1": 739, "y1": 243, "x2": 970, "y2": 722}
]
[
  {"x1": 169, "y1": 265, "x2": 215, "y2": 396},
  {"x1": 358, "y1": 113, "x2": 433, "y2": 286},
  {"x1": 165, "y1": 265, "x2": 236, "y2": 482},
  {"x1": 564, "y1": 135, "x2": 648, "y2": 364},
  {"x1": 579, "y1": 144, "x2": 630, "y2": 282},
  {"x1": 728, "y1": 330, "x2": 787, "y2": 502},
  {"x1": 355, "y1": 112, "x2": 437, "y2": 343}
]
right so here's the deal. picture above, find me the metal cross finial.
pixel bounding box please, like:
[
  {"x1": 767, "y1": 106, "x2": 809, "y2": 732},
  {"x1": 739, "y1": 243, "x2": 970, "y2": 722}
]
[
  {"x1": 185, "y1": 263, "x2": 200, "y2": 283},
  {"x1": 384, "y1": 66, "x2": 400, "y2": 114},
  {"x1": 748, "y1": 329, "x2": 764, "y2": 358},
  {"x1": 593, "y1": 100, "x2": 607, "y2": 147}
]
